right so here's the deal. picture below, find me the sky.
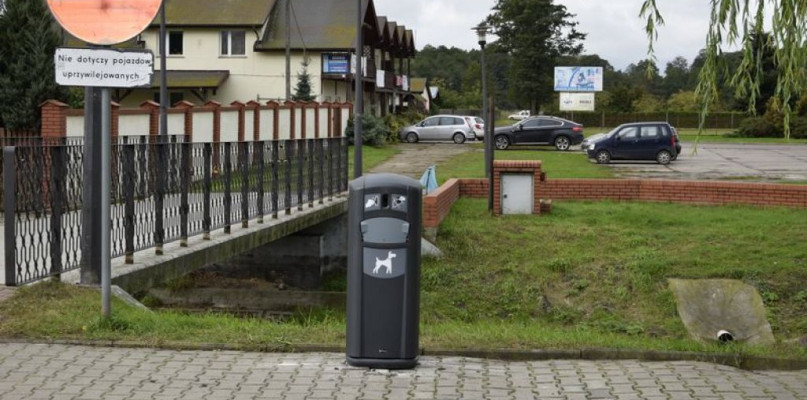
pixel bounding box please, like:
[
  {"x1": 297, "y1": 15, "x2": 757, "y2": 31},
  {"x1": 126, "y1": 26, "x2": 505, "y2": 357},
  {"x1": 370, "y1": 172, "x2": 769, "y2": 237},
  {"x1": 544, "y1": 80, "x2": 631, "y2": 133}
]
[{"x1": 373, "y1": 0, "x2": 717, "y2": 72}]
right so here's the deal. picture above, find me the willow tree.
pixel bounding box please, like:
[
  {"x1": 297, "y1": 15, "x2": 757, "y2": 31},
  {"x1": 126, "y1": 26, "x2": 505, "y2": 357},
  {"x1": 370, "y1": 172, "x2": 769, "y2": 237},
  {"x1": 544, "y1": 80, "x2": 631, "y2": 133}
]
[{"x1": 641, "y1": 0, "x2": 806, "y2": 139}]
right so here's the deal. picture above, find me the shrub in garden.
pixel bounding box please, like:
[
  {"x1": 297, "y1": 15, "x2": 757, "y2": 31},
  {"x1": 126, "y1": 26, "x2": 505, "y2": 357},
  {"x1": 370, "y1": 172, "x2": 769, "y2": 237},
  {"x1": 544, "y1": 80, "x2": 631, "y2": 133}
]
[
  {"x1": 345, "y1": 113, "x2": 391, "y2": 147},
  {"x1": 736, "y1": 117, "x2": 780, "y2": 138}
]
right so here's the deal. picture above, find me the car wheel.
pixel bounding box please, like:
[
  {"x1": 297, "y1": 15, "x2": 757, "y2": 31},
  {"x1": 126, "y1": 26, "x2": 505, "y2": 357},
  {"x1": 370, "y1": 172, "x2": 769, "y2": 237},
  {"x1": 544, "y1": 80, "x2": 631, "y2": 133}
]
[
  {"x1": 405, "y1": 132, "x2": 418, "y2": 143},
  {"x1": 554, "y1": 136, "x2": 571, "y2": 151},
  {"x1": 656, "y1": 150, "x2": 672, "y2": 165},
  {"x1": 452, "y1": 132, "x2": 466, "y2": 144},
  {"x1": 494, "y1": 135, "x2": 510, "y2": 150},
  {"x1": 595, "y1": 150, "x2": 611, "y2": 164}
]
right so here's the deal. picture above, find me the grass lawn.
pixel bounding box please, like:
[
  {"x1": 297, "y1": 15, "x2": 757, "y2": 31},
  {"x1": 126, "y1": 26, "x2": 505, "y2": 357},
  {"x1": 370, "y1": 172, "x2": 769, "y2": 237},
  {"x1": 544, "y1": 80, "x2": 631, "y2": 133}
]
[
  {"x1": 348, "y1": 144, "x2": 400, "y2": 177},
  {"x1": 436, "y1": 146, "x2": 612, "y2": 184},
  {"x1": 1, "y1": 199, "x2": 805, "y2": 359}
]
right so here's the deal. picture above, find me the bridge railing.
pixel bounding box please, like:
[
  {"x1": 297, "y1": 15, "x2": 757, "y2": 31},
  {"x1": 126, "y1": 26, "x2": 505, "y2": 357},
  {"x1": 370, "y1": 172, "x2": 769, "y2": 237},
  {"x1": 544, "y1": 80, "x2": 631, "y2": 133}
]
[{"x1": 2, "y1": 137, "x2": 348, "y2": 286}]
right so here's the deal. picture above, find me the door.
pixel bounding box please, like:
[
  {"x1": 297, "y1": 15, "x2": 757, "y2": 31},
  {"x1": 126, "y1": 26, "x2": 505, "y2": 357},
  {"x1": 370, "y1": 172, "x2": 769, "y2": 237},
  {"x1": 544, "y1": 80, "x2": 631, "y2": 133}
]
[
  {"x1": 636, "y1": 125, "x2": 663, "y2": 159},
  {"x1": 419, "y1": 116, "x2": 440, "y2": 140},
  {"x1": 612, "y1": 126, "x2": 640, "y2": 159},
  {"x1": 535, "y1": 118, "x2": 563, "y2": 143},
  {"x1": 516, "y1": 118, "x2": 543, "y2": 143},
  {"x1": 501, "y1": 174, "x2": 533, "y2": 214},
  {"x1": 438, "y1": 116, "x2": 460, "y2": 140}
]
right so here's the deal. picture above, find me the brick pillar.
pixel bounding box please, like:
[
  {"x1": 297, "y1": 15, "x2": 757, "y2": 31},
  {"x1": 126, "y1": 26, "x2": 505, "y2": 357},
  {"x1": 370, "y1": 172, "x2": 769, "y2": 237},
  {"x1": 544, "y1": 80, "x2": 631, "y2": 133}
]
[
  {"x1": 299, "y1": 102, "x2": 307, "y2": 139},
  {"x1": 284, "y1": 100, "x2": 297, "y2": 139},
  {"x1": 140, "y1": 100, "x2": 160, "y2": 139},
  {"x1": 231, "y1": 101, "x2": 246, "y2": 142},
  {"x1": 322, "y1": 102, "x2": 333, "y2": 138},
  {"x1": 266, "y1": 100, "x2": 280, "y2": 140},
  {"x1": 205, "y1": 100, "x2": 222, "y2": 175},
  {"x1": 39, "y1": 100, "x2": 68, "y2": 144},
  {"x1": 492, "y1": 160, "x2": 544, "y2": 216},
  {"x1": 247, "y1": 100, "x2": 261, "y2": 141},
  {"x1": 174, "y1": 100, "x2": 195, "y2": 141},
  {"x1": 313, "y1": 102, "x2": 321, "y2": 139},
  {"x1": 110, "y1": 102, "x2": 120, "y2": 139}
]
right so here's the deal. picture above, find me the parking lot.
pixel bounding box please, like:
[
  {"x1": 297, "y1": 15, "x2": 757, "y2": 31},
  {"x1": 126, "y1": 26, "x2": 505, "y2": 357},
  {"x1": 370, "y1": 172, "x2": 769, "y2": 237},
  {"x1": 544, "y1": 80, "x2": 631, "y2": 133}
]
[{"x1": 590, "y1": 142, "x2": 807, "y2": 182}]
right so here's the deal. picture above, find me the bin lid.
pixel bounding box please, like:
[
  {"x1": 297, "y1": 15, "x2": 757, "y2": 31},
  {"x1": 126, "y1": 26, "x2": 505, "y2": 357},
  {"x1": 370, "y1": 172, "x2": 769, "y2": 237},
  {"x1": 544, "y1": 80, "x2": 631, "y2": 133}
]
[{"x1": 349, "y1": 173, "x2": 421, "y2": 191}]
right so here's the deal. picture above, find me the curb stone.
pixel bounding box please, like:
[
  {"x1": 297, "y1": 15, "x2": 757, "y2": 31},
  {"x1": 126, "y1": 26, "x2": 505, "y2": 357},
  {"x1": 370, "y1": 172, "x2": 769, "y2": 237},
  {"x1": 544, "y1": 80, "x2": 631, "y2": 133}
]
[{"x1": 0, "y1": 338, "x2": 804, "y2": 371}]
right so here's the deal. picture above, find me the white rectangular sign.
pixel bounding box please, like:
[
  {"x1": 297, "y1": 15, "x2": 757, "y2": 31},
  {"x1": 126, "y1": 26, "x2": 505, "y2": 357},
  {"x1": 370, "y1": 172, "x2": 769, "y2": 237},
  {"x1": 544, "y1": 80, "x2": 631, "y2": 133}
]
[
  {"x1": 55, "y1": 48, "x2": 154, "y2": 88},
  {"x1": 554, "y1": 66, "x2": 603, "y2": 92},
  {"x1": 560, "y1": 92, "x2": 596, "y2": 111}
]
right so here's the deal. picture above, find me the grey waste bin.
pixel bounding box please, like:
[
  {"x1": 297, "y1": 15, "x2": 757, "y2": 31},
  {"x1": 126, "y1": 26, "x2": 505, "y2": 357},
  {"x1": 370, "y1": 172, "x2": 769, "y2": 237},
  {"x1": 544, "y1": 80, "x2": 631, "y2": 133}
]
[{"x1": 346, "y1": 173, "x2": 421, "y2": 369}]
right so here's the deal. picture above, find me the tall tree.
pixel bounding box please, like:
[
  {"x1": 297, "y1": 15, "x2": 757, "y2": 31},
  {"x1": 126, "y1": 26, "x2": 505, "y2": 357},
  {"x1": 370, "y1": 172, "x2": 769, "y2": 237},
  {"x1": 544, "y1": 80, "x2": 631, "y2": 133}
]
[
  {"x1": 0, "y1": 0, "x2": 64, "y2": 134},
  {"x1": 487, "y1": 0, "x2": 585, "y2": 112},
  {"x1": 642, "y1": 0, "x2": 807, "y2": 138},
  {"x1": 292, "y1": 58, "x2": 315, "y2": 102},
  {"x1": 662, "y1": 56, "x2": 690, "y2": 98}
]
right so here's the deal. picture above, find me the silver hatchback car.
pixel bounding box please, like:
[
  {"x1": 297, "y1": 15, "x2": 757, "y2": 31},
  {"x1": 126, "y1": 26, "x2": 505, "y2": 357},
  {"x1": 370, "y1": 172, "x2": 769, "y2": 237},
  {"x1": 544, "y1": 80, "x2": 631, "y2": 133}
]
[{"x1": 399, "y1": 115, "x2": 476, "y2": 144}]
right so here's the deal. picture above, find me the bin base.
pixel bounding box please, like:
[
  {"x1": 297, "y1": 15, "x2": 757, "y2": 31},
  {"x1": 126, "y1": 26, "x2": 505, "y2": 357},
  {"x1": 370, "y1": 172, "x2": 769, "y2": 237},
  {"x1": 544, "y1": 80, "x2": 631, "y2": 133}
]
[{"x1": 346, "y1": 356, "x2": 418, "y2": 370}]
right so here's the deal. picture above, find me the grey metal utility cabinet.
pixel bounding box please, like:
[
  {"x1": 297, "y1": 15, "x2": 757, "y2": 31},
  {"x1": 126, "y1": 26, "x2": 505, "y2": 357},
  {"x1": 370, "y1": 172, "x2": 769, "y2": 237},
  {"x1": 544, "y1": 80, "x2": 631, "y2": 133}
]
[{"x1": 346, "y1": 173, "x2": 421, "y2": 369}]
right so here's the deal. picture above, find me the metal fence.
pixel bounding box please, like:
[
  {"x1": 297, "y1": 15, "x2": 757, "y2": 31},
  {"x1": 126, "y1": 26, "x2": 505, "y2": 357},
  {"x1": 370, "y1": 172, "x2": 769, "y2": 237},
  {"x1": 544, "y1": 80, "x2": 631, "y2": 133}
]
[{"x1": 3, "y1": 137, "x2": 348, "y2": 286}]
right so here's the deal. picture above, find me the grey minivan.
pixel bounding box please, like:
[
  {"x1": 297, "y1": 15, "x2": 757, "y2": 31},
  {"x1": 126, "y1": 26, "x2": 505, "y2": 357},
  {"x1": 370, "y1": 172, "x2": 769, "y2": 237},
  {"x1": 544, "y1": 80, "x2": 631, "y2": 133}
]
[{"x1": 399, "y1": 115, "x2": 475, "y2": 144}]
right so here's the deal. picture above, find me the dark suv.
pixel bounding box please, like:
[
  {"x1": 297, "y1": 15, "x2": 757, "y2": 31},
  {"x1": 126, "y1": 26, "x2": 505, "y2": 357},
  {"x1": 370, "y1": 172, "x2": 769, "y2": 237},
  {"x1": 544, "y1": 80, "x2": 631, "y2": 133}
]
[
  {"x1": 585, "y1": 122, "x2": 679, "y2": 165},
  {"x1": 493, "y1": 116, "x2": 584, "y2": 151}
]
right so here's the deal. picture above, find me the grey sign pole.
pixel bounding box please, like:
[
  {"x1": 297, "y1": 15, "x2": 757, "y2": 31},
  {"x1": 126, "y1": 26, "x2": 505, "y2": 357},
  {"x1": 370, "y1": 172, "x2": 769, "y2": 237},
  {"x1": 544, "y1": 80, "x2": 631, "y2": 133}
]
[
  {"x1": 80, "y1": 87, "x2": 102, "y2": 285},
  {"x1": 101, "y1": 88, "x2": 112, "y2": 317},
  {"x1": 353, "y1": 0, "x2": 363, "y2": 178}
]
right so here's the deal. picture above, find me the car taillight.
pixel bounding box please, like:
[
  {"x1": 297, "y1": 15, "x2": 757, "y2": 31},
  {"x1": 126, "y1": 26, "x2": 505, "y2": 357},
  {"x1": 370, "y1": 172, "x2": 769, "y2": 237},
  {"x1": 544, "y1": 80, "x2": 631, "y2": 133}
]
[
  {"x1": 475, "y1": 124, "x2": 482, "y2": 129},
  {"x1": 671, "y1": 135, "x2": 676, "y2": 146},
  {"x1": 572, "y1": 126, "x2": 582, "y2": 132}
]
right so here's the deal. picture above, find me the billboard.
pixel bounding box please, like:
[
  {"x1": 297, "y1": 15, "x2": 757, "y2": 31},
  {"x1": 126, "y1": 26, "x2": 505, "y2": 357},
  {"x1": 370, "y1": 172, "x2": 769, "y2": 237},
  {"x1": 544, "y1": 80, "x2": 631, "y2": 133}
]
[
  {"x1": 322, "y1": 53, "x2": 350, "y2": 74},
  {"x1": 559, "y1": 92, "x2": 595, "y2": 111},
  {"x1": 554, "y1": 66, "x2": 603, "y2": 92}
]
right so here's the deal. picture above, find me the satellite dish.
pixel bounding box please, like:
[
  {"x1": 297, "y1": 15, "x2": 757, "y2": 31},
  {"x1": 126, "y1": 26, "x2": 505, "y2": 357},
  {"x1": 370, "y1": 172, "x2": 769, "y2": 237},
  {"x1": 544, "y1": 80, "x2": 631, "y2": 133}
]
[{"x1": 47, "y1": 0, "x2": 163, "y2": 45}]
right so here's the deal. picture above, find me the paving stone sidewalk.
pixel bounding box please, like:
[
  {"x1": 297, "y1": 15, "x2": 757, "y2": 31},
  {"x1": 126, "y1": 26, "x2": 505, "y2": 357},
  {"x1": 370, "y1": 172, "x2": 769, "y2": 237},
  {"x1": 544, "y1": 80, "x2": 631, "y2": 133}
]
[{"x1": 0, "y1": 343, "x2": 805, "y2": 400}]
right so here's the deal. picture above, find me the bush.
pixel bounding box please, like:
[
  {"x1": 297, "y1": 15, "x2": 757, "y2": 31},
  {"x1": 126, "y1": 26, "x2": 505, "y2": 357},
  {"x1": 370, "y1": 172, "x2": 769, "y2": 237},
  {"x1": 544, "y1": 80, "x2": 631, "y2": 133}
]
[
  {"x1": 736, "y1": 117, "x2": 781, "y2": 138},
  {"x1": 789, "y1": 117, "x2": 807, "y2": 139},
  {"x1": 345, "y1": 113, "x2": 391, "y2": 146},
  {"x1": 384, "y1": 110, "x2": 425, "y2": 142}
]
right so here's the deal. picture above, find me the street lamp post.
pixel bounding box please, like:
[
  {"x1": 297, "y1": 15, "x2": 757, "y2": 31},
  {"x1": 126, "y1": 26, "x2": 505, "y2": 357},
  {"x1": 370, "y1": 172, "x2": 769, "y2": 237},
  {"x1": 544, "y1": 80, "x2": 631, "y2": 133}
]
[
  {"x1": 474, "y1": 23, "x2": 490, "y2": 179},
  {"x1": 473, "y1": 23, "x2": 493, "y2": 211}
]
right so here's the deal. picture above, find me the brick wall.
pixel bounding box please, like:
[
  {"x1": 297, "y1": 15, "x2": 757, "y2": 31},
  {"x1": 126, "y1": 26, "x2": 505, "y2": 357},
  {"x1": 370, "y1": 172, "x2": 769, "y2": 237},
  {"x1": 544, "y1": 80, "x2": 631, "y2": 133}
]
[
  {"x1": 456, "y1": 178, "x2": 806, "y2": 208},
  {"x1": 423, "y1": 178, "x2": 460, "y2": 229},
  {"x1": 421, "y1": 177, "x2": 806, "y2": 236}
]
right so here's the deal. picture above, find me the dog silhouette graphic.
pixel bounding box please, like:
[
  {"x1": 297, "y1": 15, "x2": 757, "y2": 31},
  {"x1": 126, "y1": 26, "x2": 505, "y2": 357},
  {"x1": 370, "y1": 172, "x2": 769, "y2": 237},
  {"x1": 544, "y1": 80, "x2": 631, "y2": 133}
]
[{"x1": 372, "y1": 251, "x2": 397, "y2": 274}]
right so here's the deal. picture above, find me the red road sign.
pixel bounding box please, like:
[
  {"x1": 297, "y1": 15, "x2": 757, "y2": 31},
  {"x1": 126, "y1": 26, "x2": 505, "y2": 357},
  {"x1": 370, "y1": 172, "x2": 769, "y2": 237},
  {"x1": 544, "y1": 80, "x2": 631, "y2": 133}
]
[{"x1": 47, "y1": 0, "x2": 162, "y2": 45}]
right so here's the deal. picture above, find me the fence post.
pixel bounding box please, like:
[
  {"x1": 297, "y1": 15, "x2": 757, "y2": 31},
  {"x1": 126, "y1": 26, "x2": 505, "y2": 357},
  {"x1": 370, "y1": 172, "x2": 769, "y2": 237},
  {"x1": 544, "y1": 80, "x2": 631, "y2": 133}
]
[
  {"x1": 240, "y1": 141, "x2": 249, "y2": 228},
  {"x1": 328, "y1": 138, "x2": 334, "y2": 200},
  {"x1": 318, "y1": 139, "x2": 324, "y2": 204},
  {"x1": 342, "y1": 137, "x2": 348, "y2": 191},
  {"x1": 297, "y1": 139, "x2": 304, "y2": 211},
  {"x1": 180, "y1": 141, "x2": 190, "y2": 246},
  {"x1": 203, "y1": 143, "x2": 212, "y2": 240},
  {"x1": 4, "y1": 147, "x2": 17, "y2": 286},
  {"x1": 256, "y1": 142, "x2": 265, "y2": 223},
  {"x1": 50, "y1": 145, "x2": 64, "y2": 280},
  {"x1": 224, "y1": 142, "x2": 232, "y2": 233},
  {"x1": 154, "y1": 135, "x2": 166, "y2": 255},
  {"x1": 272, "y1": 141, "x2": 279, "y2": 219},
  {"x1": 308, "y1": 138, "x2": 315, "y2": 208},
  {"x1": 123, "y1": 139, "x2": 135, "y2": 263},
  {"x1": 284, "y1": 141, "x2": 292, "y2": 215}
]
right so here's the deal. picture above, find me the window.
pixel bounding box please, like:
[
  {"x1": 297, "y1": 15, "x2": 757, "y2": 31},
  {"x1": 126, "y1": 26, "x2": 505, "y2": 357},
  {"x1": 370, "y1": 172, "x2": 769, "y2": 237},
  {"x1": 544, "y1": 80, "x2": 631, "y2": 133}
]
[
  {"x1": 522, "y1": 119, "x2": 541, "y2": 128},
  {"x1": 617, "y1": 127, "x2": 639, "y2": 139},
  {"x1": 440, "y1": 117, "x2": 463, "y2": 126},
  {"x1": 537, "y1": 118, "x2": 562, "y2": 127},
  {"x1": 422, "y1": 117, "x2": 439, "y2": 127},
  {"x1": 640, "y1": 126, "x2": 661, "y2": 139},
  {"x1": 167, "y1": 31, "x2": 183, "y2": 55},
  {"x1": 221, "y1": 31, "x2": 246, "y2": 56}
]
